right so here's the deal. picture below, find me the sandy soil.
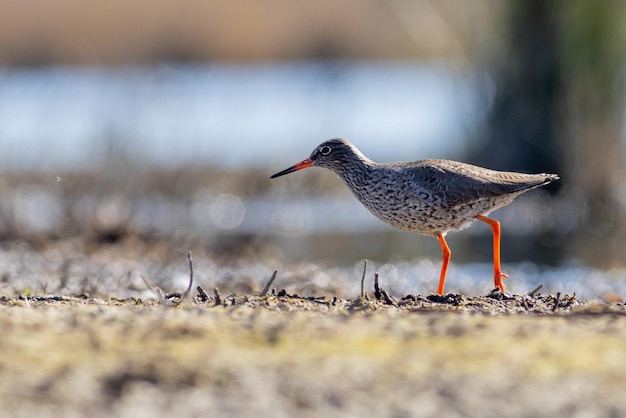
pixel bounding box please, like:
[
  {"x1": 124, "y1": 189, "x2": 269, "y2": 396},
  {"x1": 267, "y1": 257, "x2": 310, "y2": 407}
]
[{"x1": 1, "y1": 288, "x2": 625, "y2": 418}]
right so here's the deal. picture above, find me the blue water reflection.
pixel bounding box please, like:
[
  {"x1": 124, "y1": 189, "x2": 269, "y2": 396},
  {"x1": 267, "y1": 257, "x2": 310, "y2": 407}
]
[{"x1": 0, "y1": 62, "x2": 482, "y2": 170}]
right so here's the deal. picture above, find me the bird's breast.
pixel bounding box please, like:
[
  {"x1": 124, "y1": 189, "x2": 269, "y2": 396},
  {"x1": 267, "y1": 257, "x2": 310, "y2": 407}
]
[{"x1": 340, "y1": 169, "x2": 481, "y2": 235}]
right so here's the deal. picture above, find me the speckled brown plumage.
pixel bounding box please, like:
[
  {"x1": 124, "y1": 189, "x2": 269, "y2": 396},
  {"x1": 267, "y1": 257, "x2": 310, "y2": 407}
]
[{"x1": 271, "y1": 138, "x2": 559, "y2": 294}]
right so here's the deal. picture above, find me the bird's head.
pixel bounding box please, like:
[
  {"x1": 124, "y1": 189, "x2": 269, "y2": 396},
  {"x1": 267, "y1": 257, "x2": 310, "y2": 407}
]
[{"x1": 270, "y1": 138, "x2": 367, "y2": 178}]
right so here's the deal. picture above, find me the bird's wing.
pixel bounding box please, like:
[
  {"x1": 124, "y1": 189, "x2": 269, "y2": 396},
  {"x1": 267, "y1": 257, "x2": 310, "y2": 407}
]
[{"x1": 403, "y1": 160, "x2": 552, "y2": 208}]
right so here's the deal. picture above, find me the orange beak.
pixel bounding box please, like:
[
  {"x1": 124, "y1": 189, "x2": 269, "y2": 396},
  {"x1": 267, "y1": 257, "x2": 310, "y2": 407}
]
[{"x1": 270, "y1": 158, "x2": 314, "y2": 178}]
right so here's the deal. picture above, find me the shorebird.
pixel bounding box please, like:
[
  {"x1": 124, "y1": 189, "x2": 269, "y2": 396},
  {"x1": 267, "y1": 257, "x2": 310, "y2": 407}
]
[{"x1": 270, "y1": 138, "x2": 558, "y2": 295}]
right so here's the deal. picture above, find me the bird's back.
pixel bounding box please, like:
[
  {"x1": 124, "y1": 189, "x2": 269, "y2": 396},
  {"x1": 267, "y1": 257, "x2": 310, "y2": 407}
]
[{"x1": 402, "y1": 159, "x2": 557, "y2": 206}]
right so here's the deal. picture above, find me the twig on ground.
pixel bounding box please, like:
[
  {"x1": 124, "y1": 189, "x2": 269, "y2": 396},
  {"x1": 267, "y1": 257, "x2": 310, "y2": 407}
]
[
  {"x1": 260, "y1": 270, "x2": 278, "y2": 296},
  {"x1": 360, "y1": 259, "x2": 368, "y2": 298},
  {"x1": 196, "y1": 285, "x2": 209, "y2": 302},
  {"x1": 372, "y1": 273, "x2": 396, "y2": 305},
  {"x1": 528, "y1": 284, "x2": 543, "y2": 297},
  {"x1": 172, "y1": 251, "x2": 195, "y2": 306},
  {"x1": 553, "y1": 292, "x2": 561, "y2": 312},
  {"x1": 381, "y1": 289, "x2": 397, "y2": 306},
  {"x1": 374, "y1": 273, "x2": 381, "y2": 300},
  {"x1": 140, "y1": 273, "x2": 168, "y2": 304},
  {"x1": 213, "y1": 287, "x2": 222, "y2": 306},
  {"x1": 139, "y1": 251, "x2": 195, "y2": 306}
]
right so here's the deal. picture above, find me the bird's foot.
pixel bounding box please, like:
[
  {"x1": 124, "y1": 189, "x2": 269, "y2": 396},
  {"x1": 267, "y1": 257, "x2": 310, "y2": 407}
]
[{"x1": 494, "y1": 271, "x2": 509, "y2": 292}]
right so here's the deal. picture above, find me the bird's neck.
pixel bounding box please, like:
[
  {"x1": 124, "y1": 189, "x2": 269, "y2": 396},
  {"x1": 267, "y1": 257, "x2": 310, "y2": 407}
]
[{"x1": 334, "y1": 156, "x2": 377, "y2": 190}]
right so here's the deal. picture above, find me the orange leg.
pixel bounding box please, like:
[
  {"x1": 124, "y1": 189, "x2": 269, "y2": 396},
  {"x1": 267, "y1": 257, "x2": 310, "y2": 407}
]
[
  {"x1": 436, "y1": 233, "x2": 451, "y2": 295},
  {"x1": 476, "y1": 215, "x2": 509, "y2": 292}
]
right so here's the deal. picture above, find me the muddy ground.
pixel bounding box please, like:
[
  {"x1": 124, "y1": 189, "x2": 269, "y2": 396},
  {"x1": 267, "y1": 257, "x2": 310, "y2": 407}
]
[
  {"x1": 1, "y1": 283, "x2": 625, "y2": 418},
  {"x1": 1, "y1": 168, "x2": 625, "y2": 417}
]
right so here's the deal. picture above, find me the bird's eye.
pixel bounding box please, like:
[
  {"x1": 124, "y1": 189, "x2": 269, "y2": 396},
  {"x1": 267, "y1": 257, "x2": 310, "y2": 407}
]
[{"x1": 319, "y1": 145, "x2": 332, "y2": 155}]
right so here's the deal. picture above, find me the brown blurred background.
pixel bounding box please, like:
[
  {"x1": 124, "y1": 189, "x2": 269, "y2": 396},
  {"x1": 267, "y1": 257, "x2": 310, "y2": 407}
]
[
  {"x1": 1, "y1": 0, "x2": 625, "y2": 274},
  {"x1": 0, "y1": 0, "x2": 495, "y2": 64}
]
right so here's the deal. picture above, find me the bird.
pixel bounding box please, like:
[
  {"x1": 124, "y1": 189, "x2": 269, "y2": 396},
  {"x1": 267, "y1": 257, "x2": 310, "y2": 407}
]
[{"x1": 270, "y1": 138, "x2": 559, "y2": 295}]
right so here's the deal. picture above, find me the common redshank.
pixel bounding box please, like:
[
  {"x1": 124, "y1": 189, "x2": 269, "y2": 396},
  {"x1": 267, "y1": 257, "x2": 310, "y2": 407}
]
[{"x1": 271, "y1": 138, "x2": 559, "y2": 295}]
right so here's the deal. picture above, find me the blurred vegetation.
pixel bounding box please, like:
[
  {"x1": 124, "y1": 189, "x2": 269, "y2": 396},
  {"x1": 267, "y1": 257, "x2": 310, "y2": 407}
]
[{"x1": 472, "y1": 0, "x2": 626, "y2": 267}]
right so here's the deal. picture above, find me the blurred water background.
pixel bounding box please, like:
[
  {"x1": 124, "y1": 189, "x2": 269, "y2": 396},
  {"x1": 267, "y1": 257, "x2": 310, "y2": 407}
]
[
  {"x1": 1, "y1": 0, "x2": 625, "y2": 299},
  {"x1": 0, "y1": 63, "x2": 478, "y2": 171}
]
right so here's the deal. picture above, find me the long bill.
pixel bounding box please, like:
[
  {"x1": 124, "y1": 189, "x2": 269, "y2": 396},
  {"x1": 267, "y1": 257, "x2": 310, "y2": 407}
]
[{"x1": 270, "y1": 158, "x2": 314, "y2": 178}]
